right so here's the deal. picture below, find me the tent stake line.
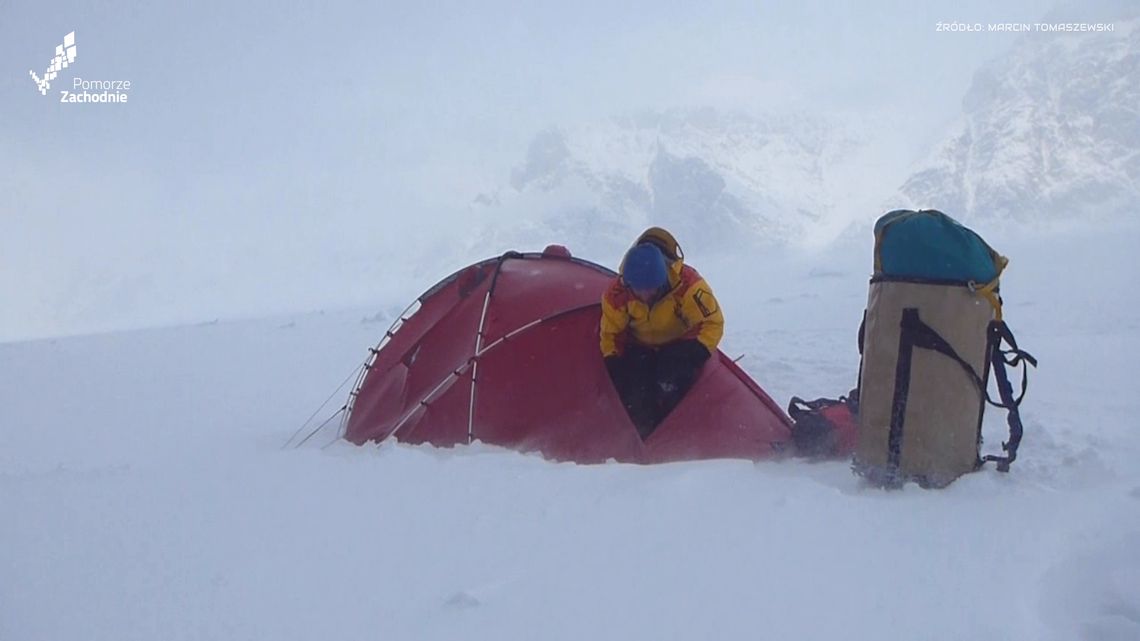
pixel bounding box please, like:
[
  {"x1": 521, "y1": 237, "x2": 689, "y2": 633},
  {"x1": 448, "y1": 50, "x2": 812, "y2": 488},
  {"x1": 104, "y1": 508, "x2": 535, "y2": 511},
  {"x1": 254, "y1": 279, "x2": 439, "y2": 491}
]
[{"x1": 283, "y1": 363, "x2": 363, "y2": 449}]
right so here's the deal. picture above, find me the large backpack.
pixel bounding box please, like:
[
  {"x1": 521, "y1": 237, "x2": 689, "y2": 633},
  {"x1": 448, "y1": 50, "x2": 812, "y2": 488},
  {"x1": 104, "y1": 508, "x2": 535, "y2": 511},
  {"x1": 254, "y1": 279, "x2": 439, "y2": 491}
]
[{"x1": 853, "y1": 210, "x2": 1037, "y2": 488}]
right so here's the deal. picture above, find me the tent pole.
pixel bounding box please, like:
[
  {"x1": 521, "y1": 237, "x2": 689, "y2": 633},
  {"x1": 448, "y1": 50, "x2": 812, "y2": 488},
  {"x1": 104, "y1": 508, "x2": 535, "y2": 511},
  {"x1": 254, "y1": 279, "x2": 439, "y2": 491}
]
[
  {"x1": 464, "y1": 252, "x2": 517, "y2": 444},
  {"x1": 341, "y1": 299, "x2": 420, "y2": 438},
  {"x1": 386, "y1": 365, "x2": 470, "y2": 442},
  {"x1": 469, "y1": 290, "x2": 492, "y2": 444},
  {"x1": 385, "y1": 304, "x2": 596, "y2": 444}
]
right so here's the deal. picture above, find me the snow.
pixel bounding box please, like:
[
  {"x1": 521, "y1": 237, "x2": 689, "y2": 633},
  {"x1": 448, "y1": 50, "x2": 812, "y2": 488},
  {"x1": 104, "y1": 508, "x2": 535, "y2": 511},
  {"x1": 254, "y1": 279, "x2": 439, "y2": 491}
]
[{"x1": 3, "y1": 227, "x2": 1138, "y2": 641}]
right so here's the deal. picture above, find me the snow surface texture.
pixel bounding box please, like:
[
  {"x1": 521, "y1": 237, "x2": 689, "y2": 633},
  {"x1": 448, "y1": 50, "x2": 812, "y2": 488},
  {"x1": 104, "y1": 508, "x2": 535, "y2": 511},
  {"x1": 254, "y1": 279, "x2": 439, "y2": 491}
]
[{"x1": 2, "y1": 227, "x2": 1138, "y2": 641}]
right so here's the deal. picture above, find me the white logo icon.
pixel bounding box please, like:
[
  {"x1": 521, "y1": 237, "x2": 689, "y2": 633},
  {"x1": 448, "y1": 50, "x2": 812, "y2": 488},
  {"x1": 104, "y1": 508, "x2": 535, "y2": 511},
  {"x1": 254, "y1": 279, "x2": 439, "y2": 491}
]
[{"x1": 29, "y1": 31, "x2": 77, "y2": 96}]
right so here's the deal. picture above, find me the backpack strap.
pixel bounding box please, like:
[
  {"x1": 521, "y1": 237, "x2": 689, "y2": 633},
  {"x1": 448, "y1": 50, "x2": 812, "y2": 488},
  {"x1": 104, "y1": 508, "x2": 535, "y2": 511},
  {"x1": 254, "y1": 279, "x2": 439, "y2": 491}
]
[
  {"x1": 980, "y1": 320, "x2": 1037, "y2": 472},
  {"x1": 788, "y1": 391, "x2": 858, "y2": 420},
  {"x1": 969, "y1": 254, "x2": 1008, "y2": 321},
  {"x1": 788, "y1": 396, "x2": 840, "y2": 419},
  {"x1": 895, "y1": 309, "x2": 1036, "y2": 473}
]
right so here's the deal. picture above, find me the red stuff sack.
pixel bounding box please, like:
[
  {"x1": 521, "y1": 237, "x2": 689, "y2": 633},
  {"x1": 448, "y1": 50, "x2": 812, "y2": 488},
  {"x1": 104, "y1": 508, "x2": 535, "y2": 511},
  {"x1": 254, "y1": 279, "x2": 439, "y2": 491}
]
[{"x1": 787, "y1": 391, "x2": 859, "y2": 459}]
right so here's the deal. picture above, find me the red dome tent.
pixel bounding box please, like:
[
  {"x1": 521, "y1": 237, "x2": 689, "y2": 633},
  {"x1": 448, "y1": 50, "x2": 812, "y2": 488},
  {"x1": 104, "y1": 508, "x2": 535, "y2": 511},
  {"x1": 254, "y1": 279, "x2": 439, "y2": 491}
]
[{"x1": 344, "y1": 246, "x2": 792, "y2": 463}]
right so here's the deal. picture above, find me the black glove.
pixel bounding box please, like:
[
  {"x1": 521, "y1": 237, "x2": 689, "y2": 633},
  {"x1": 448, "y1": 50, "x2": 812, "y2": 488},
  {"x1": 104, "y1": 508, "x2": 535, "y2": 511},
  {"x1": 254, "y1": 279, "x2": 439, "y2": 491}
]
[
  {"x1": 604, "y1": 354, "x2": 622, "y2": 382},
  {"x1": 660, "y1": 340, "x2": 710, "y2": 373}
]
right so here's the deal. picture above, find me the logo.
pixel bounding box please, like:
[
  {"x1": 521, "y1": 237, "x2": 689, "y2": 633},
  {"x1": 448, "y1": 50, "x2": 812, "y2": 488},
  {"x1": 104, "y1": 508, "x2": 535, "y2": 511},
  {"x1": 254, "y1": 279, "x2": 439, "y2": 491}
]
[
  {"x1": 29, "y1": 31, "x2": 77, "y2": 95},
  {"x1": 694, "y1": 289, "x2": 718, "y2": 318},
  {"x1": 28, "y1": 30, "x2": 132, "y2": 103}
]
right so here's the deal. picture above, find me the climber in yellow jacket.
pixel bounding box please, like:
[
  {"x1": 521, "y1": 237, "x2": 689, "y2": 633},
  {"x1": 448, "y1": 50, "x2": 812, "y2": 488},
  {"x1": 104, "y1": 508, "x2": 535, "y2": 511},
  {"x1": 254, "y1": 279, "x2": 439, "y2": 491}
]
[{"x1": 600, "y1": 228, "x2": 724, "y2": 439}]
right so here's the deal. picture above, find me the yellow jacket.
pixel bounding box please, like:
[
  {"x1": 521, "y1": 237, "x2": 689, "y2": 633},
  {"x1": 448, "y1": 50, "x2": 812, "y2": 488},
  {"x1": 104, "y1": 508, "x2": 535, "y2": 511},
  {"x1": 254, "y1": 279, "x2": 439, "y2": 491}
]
[{"x1": 599, "y1": 255, "x2": 724, "y2": 357}]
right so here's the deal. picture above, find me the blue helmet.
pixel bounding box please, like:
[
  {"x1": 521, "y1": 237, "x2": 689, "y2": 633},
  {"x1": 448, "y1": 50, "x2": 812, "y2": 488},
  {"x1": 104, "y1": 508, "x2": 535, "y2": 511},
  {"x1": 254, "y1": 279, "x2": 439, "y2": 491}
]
[{"x1": 622, "y1": 243, "x2": 668, "y2": 291}]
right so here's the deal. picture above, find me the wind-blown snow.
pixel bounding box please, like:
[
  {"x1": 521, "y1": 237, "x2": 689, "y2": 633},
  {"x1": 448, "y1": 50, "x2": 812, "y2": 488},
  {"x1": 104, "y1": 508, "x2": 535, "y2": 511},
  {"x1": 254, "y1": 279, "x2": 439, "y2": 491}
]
[
  {"x1": 472, "y1": 108, "x2": 912, "y2": 260},
  {"x1": 2, "y1": 227, "x2": 1138, "y2": 641}
]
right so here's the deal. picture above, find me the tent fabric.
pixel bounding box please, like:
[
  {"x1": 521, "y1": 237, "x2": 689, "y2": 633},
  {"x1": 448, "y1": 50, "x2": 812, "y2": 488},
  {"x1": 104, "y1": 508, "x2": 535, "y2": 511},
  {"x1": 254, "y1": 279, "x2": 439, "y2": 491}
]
[{"x1": 344, "y1": 247, "x2": 793, "y2": 464}]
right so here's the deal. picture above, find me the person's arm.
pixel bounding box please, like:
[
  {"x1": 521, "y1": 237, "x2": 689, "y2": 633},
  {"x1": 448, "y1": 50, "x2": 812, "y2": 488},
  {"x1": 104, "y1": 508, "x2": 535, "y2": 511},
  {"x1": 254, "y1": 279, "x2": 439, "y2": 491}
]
[
  {"x1": 599, "y1": 282, "x2": 630, "y2": 358},
  {"x1": 680, "y1": 279, "x2": 724, "y2": 354}
]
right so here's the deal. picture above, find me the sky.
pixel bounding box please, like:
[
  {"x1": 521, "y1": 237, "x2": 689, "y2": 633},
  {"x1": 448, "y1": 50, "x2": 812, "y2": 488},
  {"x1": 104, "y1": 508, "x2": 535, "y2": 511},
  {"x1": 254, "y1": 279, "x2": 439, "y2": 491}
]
[{"x1": 0, "y1": 0, "x2": 1082, "y2": 340}]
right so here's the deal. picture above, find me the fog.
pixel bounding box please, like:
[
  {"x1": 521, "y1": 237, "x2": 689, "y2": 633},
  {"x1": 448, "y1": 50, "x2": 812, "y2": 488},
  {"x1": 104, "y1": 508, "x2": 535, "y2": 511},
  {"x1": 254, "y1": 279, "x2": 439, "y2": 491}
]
[{"x1": 0, "y1": 0, "x2": 1090, "y2": 340}]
